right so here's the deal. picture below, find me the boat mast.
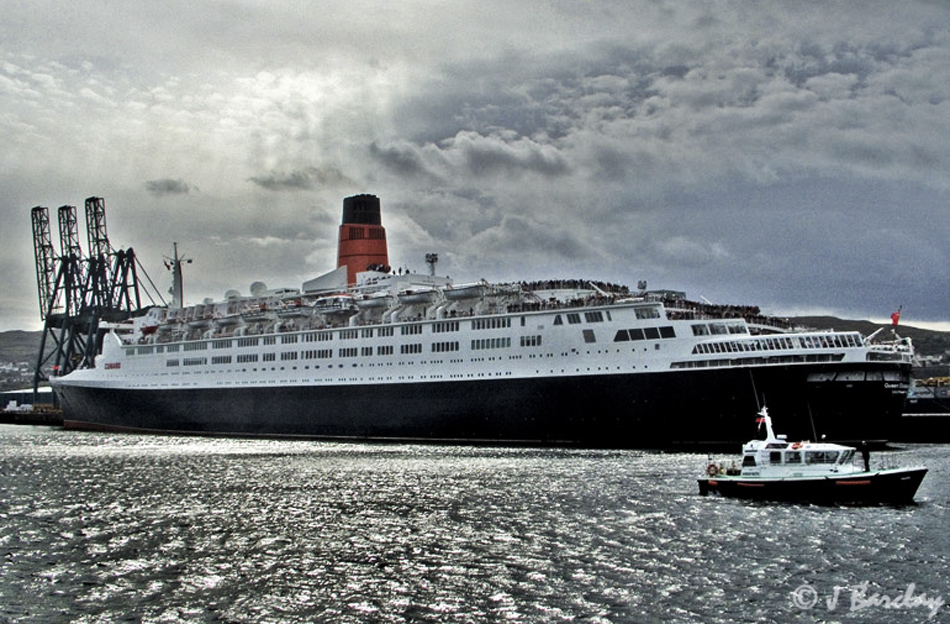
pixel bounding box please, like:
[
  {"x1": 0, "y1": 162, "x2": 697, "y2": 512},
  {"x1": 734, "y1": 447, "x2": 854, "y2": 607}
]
[{"x1": 759, "y1": 406, "x2": 777, "y2": 440}]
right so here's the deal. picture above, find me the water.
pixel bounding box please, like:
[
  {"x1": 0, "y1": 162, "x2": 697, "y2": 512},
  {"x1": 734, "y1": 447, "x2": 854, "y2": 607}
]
[{"x1": 1, "y1": 424, "x2": 947, "y2": 623}]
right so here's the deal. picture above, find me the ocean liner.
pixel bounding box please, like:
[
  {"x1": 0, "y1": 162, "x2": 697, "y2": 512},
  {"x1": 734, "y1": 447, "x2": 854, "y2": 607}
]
[{"x1": 51, "y1": 194, "x2": 914, "y2": 446}]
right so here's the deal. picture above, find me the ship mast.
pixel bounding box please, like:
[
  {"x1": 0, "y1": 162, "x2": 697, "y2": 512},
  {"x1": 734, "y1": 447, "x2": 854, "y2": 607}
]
[{"x1": 167, "y1": 242, "x2": 191, "y2": 310}]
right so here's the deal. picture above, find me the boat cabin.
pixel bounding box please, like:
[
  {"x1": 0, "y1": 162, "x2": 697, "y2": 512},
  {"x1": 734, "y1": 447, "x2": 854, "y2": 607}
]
[{"x1": 736, "y1": 407, "x2": 861, "y2": 477}]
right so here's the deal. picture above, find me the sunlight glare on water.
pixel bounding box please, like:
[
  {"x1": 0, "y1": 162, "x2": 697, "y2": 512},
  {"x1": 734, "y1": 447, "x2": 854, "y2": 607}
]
[{"x1": 0, "y1": 424, "x2": 947, "y2": 623}]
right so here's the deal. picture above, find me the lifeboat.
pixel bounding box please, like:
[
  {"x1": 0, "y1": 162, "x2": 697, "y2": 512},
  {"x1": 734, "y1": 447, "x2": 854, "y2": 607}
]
[{"x1": 443, "y1": 282, "x2": 488, "y2": 301}]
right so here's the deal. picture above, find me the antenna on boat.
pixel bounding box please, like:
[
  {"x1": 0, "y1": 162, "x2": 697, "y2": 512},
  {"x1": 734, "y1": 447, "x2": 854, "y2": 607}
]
[
  {"x1": 749, "y1": 370, "x2": 762, "y2": 410},
  {"x1": 807, "y1": 403, "x2": 818, "y2": 441}
]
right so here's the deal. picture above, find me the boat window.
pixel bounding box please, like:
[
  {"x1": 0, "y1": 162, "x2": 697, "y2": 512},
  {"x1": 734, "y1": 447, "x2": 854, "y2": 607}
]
[
  {"x1": 741, "y1": 455, "x2": 757, "y2": 468},
  {"x1": 839, "y1": 450, "x2": 854, "y2": 464},
  {"x1": 554, "y1": 315, "x2": 563, "y2": 326},
  {"x1": 805, "y1": 451, "x2": 839, "y2": 464},
  {"x1": 785, "y1": 450, "x2": 801, "y2": 464},
  {"x1": 629, "y1": 328, "x2": 645, "y2": 341},
  {"x1": 644, "y1": 327, "x2": 660, "y2": 340},
  {"x1": 770, "y1": 451, "x2": 782, "y2": 465},
  {"x1": 614, "y1": 330, "x2": 630, "y2": 342},
  {"x1": 660, "y1": 326, "x2": 676, "y2": 338},
  {"x1": 582, "y1": 329, "x2": 596, "y2": 343},
  {"x1": 692, "y1": 324, "x2": 710, "y2": 336}
]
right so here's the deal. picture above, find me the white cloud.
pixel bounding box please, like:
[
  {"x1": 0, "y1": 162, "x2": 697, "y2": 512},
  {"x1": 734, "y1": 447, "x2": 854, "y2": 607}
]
[{"x1": 2, "y1": 0, "x2": 950, "y2": 330}]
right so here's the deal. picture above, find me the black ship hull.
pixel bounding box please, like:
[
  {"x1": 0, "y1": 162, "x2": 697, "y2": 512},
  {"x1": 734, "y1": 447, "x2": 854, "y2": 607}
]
[
  {"x1": 697, "y1": 467, "x2": 928, "y2": 504},
  {"x1": 54, "y1": 362, "x2": 909, "y2": 447}
]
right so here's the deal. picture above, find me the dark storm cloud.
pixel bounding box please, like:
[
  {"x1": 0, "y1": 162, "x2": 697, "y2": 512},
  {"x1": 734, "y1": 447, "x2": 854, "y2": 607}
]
[
  {"x1": 248, "y1": 167, "x2": 355, "y2": 192},
  {"x1": 145, "y1": 178, "x2": 190, "y2": 197}
]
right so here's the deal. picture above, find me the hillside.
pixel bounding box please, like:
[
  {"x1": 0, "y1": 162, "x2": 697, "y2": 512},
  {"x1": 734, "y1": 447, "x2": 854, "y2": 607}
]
[
  {"x1": 794, "y1": 317, "x2": 950, "y2": 359},
  {"x1": 0, "y1": 330, "x2": 45, "y2": 363}
]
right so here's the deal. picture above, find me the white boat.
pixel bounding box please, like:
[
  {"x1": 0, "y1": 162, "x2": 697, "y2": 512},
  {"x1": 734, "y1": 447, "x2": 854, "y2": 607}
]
[
  {"x1": 313, "y1": 294, "x2": 359, "y2": 317},
  {"x1": 397, "y1": 287, "x2": 438, "y2": 304},
  {"x1": 443, "y1": 282, "x2": 488, "y2": 301},
  {"x1": 698, "y1": 407, "x2": 927, "y2": 504},
  {"x1": 355, "y1": 291, "x2": 394, "y2": 309},
  {"x1": 50, "y1": 194, "x2": 917, "y2": 447}
]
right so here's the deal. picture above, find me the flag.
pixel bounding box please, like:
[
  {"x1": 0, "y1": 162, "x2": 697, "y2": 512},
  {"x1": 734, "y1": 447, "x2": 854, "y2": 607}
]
[{"x1": 891, "y1": 306, "x2": 902, "y2": 326}]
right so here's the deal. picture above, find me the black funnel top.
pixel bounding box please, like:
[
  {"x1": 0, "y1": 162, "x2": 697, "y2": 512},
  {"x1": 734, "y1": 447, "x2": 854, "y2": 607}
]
[{"x1": 342, "y1": 194, "x2": 381, "y2": 226}]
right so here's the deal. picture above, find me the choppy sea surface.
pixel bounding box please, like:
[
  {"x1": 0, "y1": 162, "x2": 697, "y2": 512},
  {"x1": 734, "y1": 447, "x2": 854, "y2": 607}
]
[{"x1": 1, "y1": 424, "x2": 948, "y2": 623}]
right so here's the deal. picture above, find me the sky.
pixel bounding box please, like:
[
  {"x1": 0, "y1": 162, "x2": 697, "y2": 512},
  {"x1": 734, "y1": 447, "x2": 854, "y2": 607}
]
[{"x1": 2, "y1": 0, "x2": 949, "y2": 332}]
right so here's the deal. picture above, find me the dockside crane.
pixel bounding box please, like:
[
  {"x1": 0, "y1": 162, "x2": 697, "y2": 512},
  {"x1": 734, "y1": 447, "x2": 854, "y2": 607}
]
[{"x1": 30, "y1": 197, "x2": 144, "y2": 403}]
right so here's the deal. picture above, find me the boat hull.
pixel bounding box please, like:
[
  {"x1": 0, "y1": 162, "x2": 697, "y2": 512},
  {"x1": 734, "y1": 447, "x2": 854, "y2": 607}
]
[
  {"x1": 53, "y1": 362, "x2": 908, "y2": 447},
  {"x1": 697, "y1": 467, "x2": 927, "y2": 504}
]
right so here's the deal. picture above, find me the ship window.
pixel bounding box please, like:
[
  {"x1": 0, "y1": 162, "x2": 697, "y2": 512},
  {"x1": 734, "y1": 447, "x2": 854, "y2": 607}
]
[
  {"x1": 635, "y1": 307, "x2": 661, "y2": 320},
  {"x1": 584, "y1": 311, "x2": 604, "y2": 323},
  {"x1": 567, "y1": 313, "x2": 582, "y2": 324},
  {"x1": 554, "y1": 315, "x2": 563, "y2": 326},
  {"x1": 644, "y1": 327, "x2": 660, "y2": 340},
  {"x1": 692, "y1": 324, "x2": 709, "y2": 336},
  {"x1": 742, "y1": 455, "x2": 756, "y2": 467},
  {"x1": 660, "y1": 326, "x2": 675, "y2": 339},
  {"x1": 582, "y1": 329, "x2": 596, "y2": 343},
  {"x1": 770, "y1": 451, "x2": 782, "y2": 465},
  {"x1": 362, "y1": 328, "x2": 374, "y2": 338},
  {"x1": 614, "y1": 330, "x2": 630, "y2": 342},
  {"x1": 785, "y1": 451, "x2": 802, "y2": 464},
  {"x1": 166, "y1": 359, "x2": 180, "y2": 367},
  {"x1": 378, "y1": 327, "x2": 394, "y2": 337},
  {"x1": 839, "y1": 450, "x2": 854, "y2": 464},
  {"x1": 710, "y1": 323, "x2": 728, "y2": 335},
  {"x1": 263, "y1": 353, "x2": 276, "y2": 362},
  {"x1": 377, "y1": 345, "x2": 393, "y2": 356},
  {"x1": 628, "y1": 328, "x2": 645, "y2": 341}
]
